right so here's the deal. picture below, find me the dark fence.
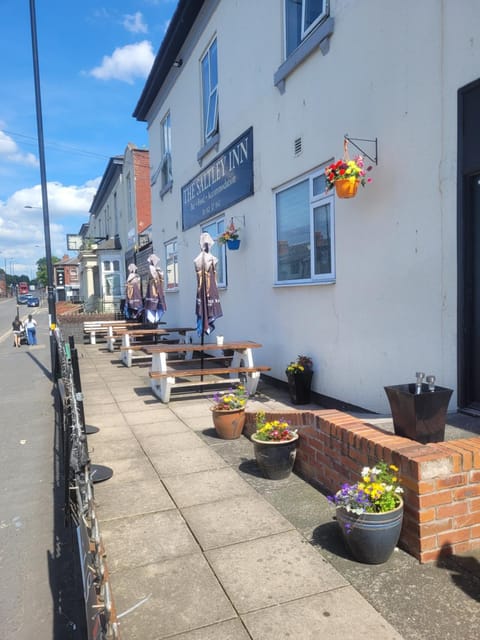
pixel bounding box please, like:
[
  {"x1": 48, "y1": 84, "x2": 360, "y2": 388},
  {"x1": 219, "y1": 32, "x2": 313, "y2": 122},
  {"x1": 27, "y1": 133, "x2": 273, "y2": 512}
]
[{"x1": 55, "y1": 328, "x2": 120, "y2": 640}]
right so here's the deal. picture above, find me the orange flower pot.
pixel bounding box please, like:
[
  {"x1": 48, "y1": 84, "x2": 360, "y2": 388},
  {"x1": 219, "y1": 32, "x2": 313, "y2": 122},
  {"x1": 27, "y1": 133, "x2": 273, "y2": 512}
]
[
  {"x1": 211, "y1": 408, "x2": 246, "y2": 439},
  {"x1": 335, "y1": 178, "x2": 359, "y2": 199}
]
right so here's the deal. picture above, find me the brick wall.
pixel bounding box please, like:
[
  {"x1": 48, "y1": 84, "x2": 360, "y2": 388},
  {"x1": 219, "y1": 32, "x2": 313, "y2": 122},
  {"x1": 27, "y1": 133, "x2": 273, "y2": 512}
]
[
  {"x1": 244, "y1": 409, "x2": 480, "y2": 563},
  {"x1": 133, "y1": 149, "x2": 151, "y2": 234}
]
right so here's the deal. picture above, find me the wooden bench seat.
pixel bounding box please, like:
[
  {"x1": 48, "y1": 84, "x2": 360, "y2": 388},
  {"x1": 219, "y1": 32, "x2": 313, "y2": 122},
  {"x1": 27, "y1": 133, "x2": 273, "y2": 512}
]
[
  {"x1": 83, "y1": 320, "x2": 144, "y2": 344},
  {"x1": 148, "y1": 365, "x2": 271, "y2": 400},
  {"x1": 149, "y1": 365, "x2": 270, "y2": 379}
]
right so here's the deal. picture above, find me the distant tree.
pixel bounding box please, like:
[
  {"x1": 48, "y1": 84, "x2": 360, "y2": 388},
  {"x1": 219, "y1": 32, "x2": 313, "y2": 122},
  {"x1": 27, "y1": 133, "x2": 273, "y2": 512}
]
[{"x1": 36, "y1": 256, "x2": 60, "y2": 287}]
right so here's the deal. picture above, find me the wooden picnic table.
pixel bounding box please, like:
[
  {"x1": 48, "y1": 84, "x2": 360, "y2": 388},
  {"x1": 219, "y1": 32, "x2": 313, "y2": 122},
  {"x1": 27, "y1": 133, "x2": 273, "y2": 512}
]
[
  {"x1": 143, "y1": 341, "x2": 270, "y2": 403},
  {"x1": 117, "y1": 326, "x2": 196, "y2": 366},
  {"x1": 83, "y1": 319, "x2": 146, "y2": 344}
]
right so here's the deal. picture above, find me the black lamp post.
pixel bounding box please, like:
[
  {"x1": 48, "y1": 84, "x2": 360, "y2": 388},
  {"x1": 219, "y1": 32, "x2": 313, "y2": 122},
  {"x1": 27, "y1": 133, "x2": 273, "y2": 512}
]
[{"x1": 29, "y1": 0, "x2": 57, "y2": 377}]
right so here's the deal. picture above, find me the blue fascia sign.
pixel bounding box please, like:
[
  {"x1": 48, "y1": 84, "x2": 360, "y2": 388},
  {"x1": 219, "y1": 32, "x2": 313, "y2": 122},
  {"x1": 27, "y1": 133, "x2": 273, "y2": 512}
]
[{"x1": 182, "y1": 127, "x2": 253, "y2": 230}]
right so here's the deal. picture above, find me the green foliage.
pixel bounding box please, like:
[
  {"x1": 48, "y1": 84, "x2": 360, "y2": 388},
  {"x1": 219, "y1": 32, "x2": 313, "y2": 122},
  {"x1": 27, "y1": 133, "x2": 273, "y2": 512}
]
[{"x1": 36, "y1": 256, "x2": 60, "y2": 287}]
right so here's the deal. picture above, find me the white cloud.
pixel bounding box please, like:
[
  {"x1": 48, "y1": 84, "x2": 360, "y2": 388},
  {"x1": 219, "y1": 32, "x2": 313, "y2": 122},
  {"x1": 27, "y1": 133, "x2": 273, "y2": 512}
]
[
  {"x1": 88, "y1": 41, "x2": 155, "y2": 84},
  {"x1": 123, "y1": 12, "x2": 148, "y2": 34},
  {"x1": 0, "y1": 131, "x2": 38, "y2": 167},
  {"x1": 0, "y1": 179, "x2": 100, "y2": 272}
]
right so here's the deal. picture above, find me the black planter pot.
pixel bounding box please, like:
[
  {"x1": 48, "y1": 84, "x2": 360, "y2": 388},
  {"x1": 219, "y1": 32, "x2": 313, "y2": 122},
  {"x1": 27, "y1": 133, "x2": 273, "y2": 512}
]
[
  {"x1": 251, "y1": 433, "x2": 299, "y2": 480},
  {"x1": 384, "y1": 384, "x2": 453, "y2": 444},
  {"x1": 287, "y1": 371, "x2": 313, "y2": 405}
]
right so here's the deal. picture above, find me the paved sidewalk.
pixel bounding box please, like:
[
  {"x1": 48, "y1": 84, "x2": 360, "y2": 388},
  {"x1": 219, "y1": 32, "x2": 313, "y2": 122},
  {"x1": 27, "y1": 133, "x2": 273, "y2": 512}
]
[{"x1": 78, "y1": 344, "x2": 480, "y2": 640}]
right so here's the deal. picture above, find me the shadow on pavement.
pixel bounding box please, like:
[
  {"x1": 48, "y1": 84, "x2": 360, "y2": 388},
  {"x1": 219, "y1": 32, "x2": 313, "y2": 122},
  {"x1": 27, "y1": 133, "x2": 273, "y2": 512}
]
[
  {"x1": 26, "y1": 350, "x2": 53, "y2": 381},
  {"x1": 47, "y1": 388, "x2": 87, "y2": 639},
  {"x1": 436, "y1": 543, "x2": 480, "y2": 602}
]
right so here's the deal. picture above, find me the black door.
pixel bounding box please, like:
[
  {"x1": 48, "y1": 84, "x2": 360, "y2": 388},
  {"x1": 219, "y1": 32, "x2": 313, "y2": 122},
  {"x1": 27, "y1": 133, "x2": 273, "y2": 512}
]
[{"x1": 458, "y1": 79, "x2": 480, "y2": 412}]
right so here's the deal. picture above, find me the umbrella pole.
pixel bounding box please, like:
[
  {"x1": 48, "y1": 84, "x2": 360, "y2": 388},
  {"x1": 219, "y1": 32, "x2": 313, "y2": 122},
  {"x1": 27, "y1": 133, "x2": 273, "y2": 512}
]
[{"x1": 200, "y1": 247, "x2": 208, "y2": 390}]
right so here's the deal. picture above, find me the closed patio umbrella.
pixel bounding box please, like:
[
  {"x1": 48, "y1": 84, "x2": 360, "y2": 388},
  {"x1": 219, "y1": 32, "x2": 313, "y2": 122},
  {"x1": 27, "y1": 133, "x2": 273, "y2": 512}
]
[
  {"x1": 194, "y1": 233, "x2": 223, "y2": 338},
  {"x1": 124, "y1": 263, "x2": 143, "y2": 320},
  {"x1": 144, "y1": 253, "x2": 167, "y2": 325}
]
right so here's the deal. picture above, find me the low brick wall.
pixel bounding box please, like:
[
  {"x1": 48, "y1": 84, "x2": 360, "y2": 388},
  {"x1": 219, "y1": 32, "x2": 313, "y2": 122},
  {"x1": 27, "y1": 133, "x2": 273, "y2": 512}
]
[{"x1": 244, "y1": 409, "x2": 480, "y2": 563}]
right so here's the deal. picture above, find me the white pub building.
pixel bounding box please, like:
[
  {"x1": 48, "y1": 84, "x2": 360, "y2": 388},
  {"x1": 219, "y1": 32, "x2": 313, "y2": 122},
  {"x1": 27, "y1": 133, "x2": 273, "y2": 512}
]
[{"x1": 133, "y1": 0, "x2": 480, "y2": 414}]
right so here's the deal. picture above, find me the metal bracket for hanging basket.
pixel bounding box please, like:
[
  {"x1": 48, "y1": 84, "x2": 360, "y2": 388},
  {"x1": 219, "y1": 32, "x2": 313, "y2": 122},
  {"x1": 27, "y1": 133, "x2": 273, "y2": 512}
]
[{"x1": 344, "y1": 134, "x2": 378, "y2": 165}]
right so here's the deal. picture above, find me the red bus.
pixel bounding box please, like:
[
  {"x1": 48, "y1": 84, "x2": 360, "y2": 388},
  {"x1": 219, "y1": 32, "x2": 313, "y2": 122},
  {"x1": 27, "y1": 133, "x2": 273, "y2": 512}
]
[{"x1": 18, "y1": 282, "x2": 29, "y2": 295}]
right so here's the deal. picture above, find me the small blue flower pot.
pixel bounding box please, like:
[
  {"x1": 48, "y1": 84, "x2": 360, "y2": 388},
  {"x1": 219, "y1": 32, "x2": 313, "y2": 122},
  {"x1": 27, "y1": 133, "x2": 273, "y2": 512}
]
[{"x1": 227, "y1": 239, "x2": 240, "y2": 250}]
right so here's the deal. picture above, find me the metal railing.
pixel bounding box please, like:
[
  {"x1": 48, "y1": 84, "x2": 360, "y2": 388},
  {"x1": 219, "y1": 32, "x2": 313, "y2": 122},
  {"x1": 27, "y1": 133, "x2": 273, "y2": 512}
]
[{"x1": 55, "y1": 328, "x2": 120, "y2": 639}]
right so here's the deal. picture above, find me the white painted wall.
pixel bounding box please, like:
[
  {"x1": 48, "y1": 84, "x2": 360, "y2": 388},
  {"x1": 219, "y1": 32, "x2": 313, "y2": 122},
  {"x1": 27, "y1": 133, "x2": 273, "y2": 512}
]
[{"x1": 143, "y1": 0, "x2": 480, "y2": 412}]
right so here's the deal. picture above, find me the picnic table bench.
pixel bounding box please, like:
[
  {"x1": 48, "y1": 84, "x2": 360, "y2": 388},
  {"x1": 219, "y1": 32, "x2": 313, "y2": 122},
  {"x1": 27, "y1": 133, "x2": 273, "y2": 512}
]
[
  {"x1": 83, "y1": 319, "x2": 146, "y2": 345},
  {"x1": 118, "y1": 327, "x2": 196, "y2": 366},
  {"x1": 143, "y1": 341, "x2": 270, "y2": 403}
]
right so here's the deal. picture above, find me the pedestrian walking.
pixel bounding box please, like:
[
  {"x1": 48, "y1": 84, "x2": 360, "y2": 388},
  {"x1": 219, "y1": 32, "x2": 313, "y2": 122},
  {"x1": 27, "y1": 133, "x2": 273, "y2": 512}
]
[
  {"x1": 12, "y1": 316, "x2": 23, "y2": 348},
  {"x1": 24, "y1": 314, "x2": 38, "y2": 345}
]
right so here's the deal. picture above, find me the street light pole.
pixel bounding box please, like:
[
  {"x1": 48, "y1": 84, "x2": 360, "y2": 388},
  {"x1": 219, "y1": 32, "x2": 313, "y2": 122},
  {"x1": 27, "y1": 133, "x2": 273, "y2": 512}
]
[{"x1": 29, "y1": 0, "x2": 57, "y2": 377}]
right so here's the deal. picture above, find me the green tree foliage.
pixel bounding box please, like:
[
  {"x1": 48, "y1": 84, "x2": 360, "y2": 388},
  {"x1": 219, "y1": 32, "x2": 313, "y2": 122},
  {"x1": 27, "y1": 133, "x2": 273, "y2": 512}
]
[{"x1": 36, "y1": 256, "x2": 60, "y2": 286}]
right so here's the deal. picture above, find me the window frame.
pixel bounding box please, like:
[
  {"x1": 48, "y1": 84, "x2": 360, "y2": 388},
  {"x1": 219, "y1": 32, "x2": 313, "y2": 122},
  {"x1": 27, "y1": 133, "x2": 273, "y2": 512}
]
[
  {"x1": 126, "y1": 173, "x2": 133, "y2": 222},
  {"x1": 274, "y1": 168, "x2": 335, "y2": 286},
  {"x1": 160, "y1": 112, "x2": 173, "y2": 191},
  {"x1": 102, "y1": 259, "x2": 122, "y2": 298},
  {"x1": 201, "y1": 217, "x2": 226, "y2": 288},
  {"x1": 164, "y1": 238, "x2": 179, "y2": 291},
  {"x1": 284, "y1": 0, "x2": 329, "y2": 58},
  {"x1": 201, "y1": 38, "x2": 219, "y2": 144}
]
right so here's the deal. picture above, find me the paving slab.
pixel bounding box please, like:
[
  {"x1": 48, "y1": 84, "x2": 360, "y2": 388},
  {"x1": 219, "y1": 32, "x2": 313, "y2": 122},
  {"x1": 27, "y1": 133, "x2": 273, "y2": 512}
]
[
  {"x1": 111, "y1": 554, "x2": 236, "y2": 639},
  {"x1": 122, "y1": 408, "x2": 173, "y2": 426},
  {"x1": 149, "y1": 446, "x2": 229, "y2": 477},
  {"x1": 89, "y1": 436, "x2": 145, "y2": 463},
  {"x1": 242, "y1": 588, "x2": 404, "y2": 640},
  {"x1": 94, "y1": 478, "x2": 175, "y2": 520},
  {"x1": 88, "y1": 423, "x2": 134, "y2": 441},
  {"x1": 162, "y1": 467, "x2": 259, "y2": 508},
  {"x1": 82, "y1": 390, "x2": 116, "y2": 404},
  {"x1": 84, "y1": 402, "x2": 121, "y2": 421},
  {"x1": 116, "y1": 399, "x2": 168, "y2": 413},
  {"x1": 94, "y1": 455, "x2": 159, "y2": 485},
  {"x1": 166, "y1": 619, "x2": 252, "y2": 640},
  {"x1": 129, "y1": 419, "x2": 191, "y2": 437},
  {"x1": 138, "y1": 431, "x2": 207, "y2": 455},
  {"x1": 182, "y1": 493, "x2": 295, "y2": 550},
  {"x1": 168, "y1": 402, "x2": 213, "y2": 420},
  {"x1": 181, "y1": 416, "x2": 214, "y2": 433},
  {"x1": 205, "y1": 529, "x2": 348, "y2": 614},
  {"x1": 101, "y1": 510, "x2": 199, "y2": 572}
]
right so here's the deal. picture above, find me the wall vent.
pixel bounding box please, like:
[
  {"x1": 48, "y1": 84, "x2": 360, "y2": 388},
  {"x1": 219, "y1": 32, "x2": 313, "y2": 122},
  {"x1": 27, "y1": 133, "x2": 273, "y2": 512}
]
[{"x1": 294, "y1": 137, "x2": 302, "y2": 156}]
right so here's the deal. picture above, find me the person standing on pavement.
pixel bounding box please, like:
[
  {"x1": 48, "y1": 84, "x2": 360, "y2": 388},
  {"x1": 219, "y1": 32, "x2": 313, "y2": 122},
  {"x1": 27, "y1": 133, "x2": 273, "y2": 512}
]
[
  {"x1": 12, "y1": 315, "x2": 23, "y2": 347},
  {"x1": 24, "y1": 314, "x2": 38, "y2": 345}
]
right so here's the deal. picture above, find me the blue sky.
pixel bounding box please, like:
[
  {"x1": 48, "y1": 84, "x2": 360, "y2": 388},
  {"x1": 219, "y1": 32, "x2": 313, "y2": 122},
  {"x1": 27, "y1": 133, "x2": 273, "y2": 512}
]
[{"x1": 0, "y1": 0, "x2": 177, "y2": 278}]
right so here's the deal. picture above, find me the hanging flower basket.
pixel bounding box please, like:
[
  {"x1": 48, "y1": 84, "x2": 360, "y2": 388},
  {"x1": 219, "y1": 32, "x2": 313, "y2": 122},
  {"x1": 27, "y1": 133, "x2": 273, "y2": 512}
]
[
  {"x1": 325, "y1": 139, "x2": 373, "y2": 199},
  {"x1": 335, "y1": 178, "x2": 359, "y2": 199},
  {"x1": 218, "y1": 219, "x2": 240, "y2": 248},
  {"x1": 227, "y1": 238, "x2": 240, "y2": 250}
]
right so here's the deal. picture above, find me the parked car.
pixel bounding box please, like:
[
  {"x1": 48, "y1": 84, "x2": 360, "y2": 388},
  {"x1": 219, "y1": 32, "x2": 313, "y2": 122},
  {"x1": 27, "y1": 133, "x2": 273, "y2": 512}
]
[
  {"x1": 27, "y1": 296, "x2": 40, "y2": 307},
  {"x1": 17, "y1": 295, "x2": 30, "y2": 304}
]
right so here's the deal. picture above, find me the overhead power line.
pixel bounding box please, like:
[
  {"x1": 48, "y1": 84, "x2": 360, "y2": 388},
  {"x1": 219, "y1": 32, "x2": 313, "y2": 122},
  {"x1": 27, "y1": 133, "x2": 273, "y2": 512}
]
[{"x1": 3, "y1": 128, "x2": 111, "y2": 161}]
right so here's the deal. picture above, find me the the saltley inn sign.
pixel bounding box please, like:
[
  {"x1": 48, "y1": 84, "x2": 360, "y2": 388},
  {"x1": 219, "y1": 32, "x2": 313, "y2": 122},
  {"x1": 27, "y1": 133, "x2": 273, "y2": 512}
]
[{"x1": 181, "y1": 127, "x2": 254, "y2": 230}]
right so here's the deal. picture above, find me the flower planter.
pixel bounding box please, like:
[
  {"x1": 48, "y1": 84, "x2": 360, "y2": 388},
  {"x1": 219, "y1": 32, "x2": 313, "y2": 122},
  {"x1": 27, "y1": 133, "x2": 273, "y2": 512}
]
[
  {"x1": 384, "y1": 384, "x2": 453, "y2": 443},
  {"x1": 336, "y1": 500, "x2": 404, "y2": 564},
  {"x1": 227, "y1": 239, "x2": 240, "y2": 250},
  {"x1": 251, "y1": 433, "x2": 299, "y2": 479},
  {"x1": 287, "y1": 371, "x2": 313, "y2": 405},
  {"x1": 211, "y1": 407, "x2": 246, "y2": 439},
  {"x1": 334, "y1": 178, "x2": 359, "y2": 199}
]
